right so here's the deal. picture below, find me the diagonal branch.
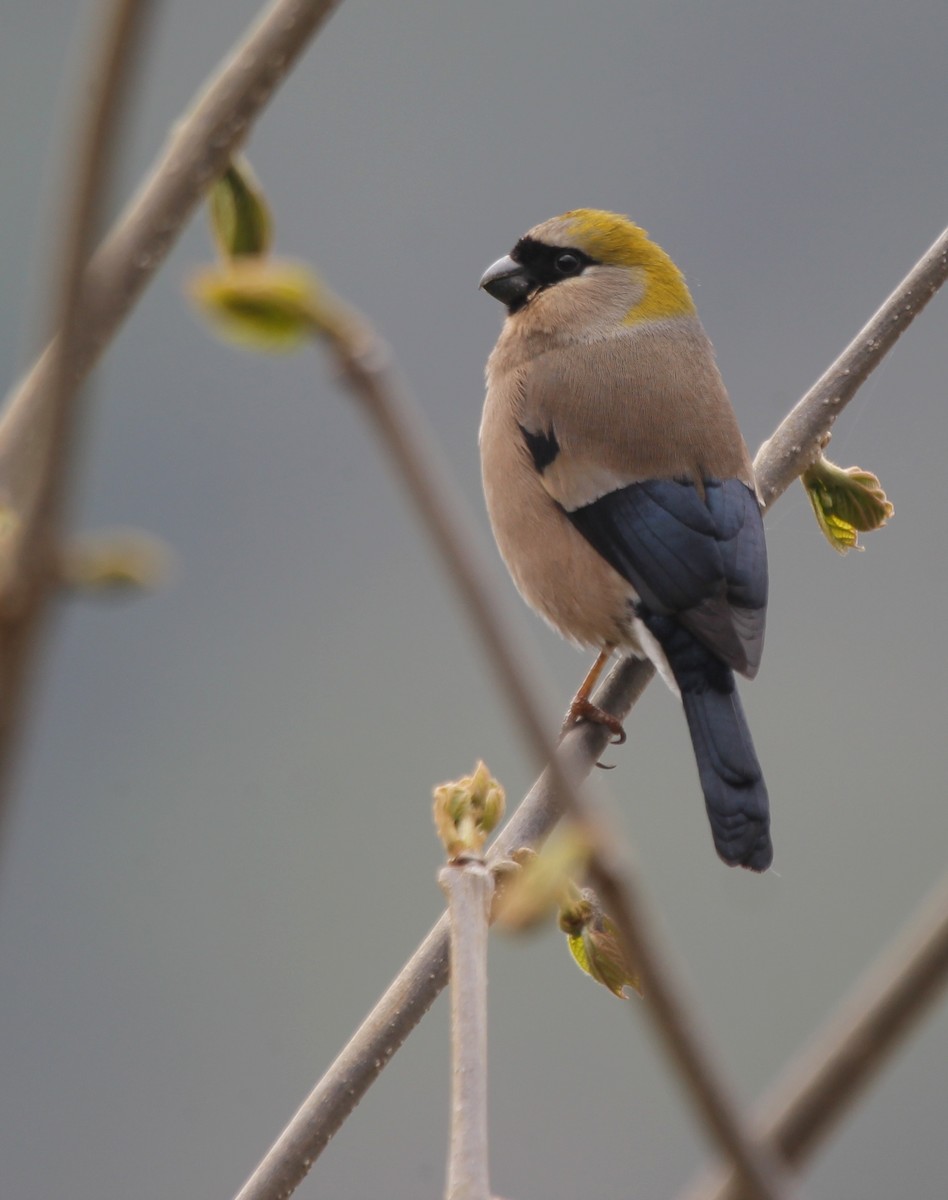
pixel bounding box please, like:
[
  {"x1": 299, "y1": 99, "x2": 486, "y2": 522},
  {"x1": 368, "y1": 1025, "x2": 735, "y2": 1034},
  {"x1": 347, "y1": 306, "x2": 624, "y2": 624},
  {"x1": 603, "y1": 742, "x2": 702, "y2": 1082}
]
[
  {"x1": 755, "y1": 225, "x2": 948, "y2": 507},
  {"x1": 678, "y1": 869, "x2": 948, "y2": 1200},
  {"x1": 231, "y1": 221, "x2": 948, "y2": 1200}
]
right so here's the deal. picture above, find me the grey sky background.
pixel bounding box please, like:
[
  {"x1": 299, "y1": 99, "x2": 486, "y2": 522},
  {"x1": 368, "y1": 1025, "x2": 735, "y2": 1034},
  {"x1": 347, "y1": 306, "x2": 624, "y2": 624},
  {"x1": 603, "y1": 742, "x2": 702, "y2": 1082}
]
[{"x1": 1, "y1": 2, "x2": 948, "y2": 1197}]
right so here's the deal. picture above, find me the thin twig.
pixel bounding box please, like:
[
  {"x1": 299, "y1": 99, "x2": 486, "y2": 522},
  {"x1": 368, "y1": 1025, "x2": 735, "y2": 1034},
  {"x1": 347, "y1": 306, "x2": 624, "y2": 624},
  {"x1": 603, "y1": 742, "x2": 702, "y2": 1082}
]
[
  {"x1": 0, "y1": 0, "x2": 153, "y2": 846},
  {"x1": 0, "y1": 0, "x2": 343, "y2": 833},
  {"x1": 232, "y1": 221, "x2": 948, "y2": 1200},
  {"x1": 439, "y1": 860, "x2": 495, "y2": 1200},
  {"x1": 679, "y1": 869, "x2": 948, "y2": 1200},
  {"x1": 754, "y1": 225, "x2": 948, "y2": 507}
]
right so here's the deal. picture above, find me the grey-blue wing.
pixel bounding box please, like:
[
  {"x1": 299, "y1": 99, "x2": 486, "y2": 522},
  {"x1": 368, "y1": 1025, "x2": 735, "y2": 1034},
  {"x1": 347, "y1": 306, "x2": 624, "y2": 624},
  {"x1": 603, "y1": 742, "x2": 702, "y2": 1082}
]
[{"x1": 564, "y1": 478, "x2": 767, "y2": 677}]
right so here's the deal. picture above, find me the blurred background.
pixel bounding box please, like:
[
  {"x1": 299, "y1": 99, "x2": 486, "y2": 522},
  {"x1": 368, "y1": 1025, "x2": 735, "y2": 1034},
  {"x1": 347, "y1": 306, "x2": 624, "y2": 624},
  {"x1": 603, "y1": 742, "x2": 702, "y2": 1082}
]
[{"x1": 1, "y1": 1, "x2": 947, "y2": 1197}]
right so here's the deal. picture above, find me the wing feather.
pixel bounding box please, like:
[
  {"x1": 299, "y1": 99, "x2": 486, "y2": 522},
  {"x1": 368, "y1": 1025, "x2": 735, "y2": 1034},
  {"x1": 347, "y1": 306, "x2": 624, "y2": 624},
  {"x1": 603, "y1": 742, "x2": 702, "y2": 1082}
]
[{"x1": 566, "y1": 478, "x2": 767, "y2": 677}]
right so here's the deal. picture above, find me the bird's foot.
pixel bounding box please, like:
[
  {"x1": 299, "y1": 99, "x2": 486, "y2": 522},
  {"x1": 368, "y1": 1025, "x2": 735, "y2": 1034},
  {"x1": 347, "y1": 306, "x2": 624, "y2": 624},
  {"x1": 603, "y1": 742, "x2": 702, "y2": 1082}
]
[{"x1": 562, "y1": 697, "x2": 626, "y2": 746}]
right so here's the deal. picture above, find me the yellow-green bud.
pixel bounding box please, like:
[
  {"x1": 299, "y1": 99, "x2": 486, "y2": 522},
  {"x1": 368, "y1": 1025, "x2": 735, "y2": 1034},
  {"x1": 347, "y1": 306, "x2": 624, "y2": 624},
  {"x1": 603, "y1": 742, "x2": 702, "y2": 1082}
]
[
  {"x1": 209, "y1": 157, "x2": 273, "y2": 260},
  {"x1": 563, "y1": 887, "x2": 642, "y2": 999},
  {"x1": 189, "y1": 259, "x2": 322, "y2": 351},
  {"x1": 802, "y1": 455, "x2": 894, "y2": 554},
  {"x1": 433, "y1": 760, "x2": 505, "y2": 859}
]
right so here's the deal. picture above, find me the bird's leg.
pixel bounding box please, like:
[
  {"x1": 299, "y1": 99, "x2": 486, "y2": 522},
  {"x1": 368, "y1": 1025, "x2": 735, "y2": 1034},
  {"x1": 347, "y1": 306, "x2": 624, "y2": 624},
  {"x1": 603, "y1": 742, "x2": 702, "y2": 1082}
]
[{"x1": 562, "y1": 648, "x2": 626, "y2": 745}]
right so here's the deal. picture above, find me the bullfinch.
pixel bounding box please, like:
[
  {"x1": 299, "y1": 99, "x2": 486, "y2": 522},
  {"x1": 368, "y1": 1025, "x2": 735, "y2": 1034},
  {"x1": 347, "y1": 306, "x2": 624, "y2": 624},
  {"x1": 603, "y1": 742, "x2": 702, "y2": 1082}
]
[{"x1": 479, "y1": 209, "x2": 771, "y2": 871}]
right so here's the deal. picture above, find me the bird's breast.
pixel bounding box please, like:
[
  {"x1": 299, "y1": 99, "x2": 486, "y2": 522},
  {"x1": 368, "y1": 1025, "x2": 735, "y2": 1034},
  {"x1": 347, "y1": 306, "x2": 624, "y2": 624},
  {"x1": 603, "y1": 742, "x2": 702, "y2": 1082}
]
[{"x1": 479, "y1": 372, "x2": 640, "y2": 650}]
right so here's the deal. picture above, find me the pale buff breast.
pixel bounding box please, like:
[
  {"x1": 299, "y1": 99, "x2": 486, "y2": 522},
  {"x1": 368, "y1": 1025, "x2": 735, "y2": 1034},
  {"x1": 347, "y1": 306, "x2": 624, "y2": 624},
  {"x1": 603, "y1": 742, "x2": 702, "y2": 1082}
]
[{"x1": 479, "y1": 370, "x2": 641, "y2": 651}]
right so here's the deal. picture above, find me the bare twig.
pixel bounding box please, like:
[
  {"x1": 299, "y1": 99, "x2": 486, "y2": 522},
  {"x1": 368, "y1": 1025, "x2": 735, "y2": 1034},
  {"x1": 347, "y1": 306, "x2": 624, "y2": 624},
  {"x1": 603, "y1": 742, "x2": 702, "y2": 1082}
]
[
  {"x1": 679, "y1": 870, "x2": 948, "y2": 1200},
  {"x1": 439, "y1": 860, "x2": 495, "y2": 1200},
  {"x1": 754, "y1": 225, "x2": 948, "y2": 507},
  {"x1": 0, "y1": 0, "x2": 153, "y2": 846},
  {"x1": 231, "y1": 221, "x2": 947, "y2": 1200}
]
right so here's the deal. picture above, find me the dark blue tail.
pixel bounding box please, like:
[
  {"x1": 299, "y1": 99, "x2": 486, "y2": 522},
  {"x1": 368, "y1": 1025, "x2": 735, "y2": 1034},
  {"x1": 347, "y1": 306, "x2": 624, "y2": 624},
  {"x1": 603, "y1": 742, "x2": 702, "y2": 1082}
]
[
  {"x1": 644, "y1": 615, "x2": 772, "y2": 871},
  {"x1": 680, "y1": 682, "x2": 771, "y2": 870}
]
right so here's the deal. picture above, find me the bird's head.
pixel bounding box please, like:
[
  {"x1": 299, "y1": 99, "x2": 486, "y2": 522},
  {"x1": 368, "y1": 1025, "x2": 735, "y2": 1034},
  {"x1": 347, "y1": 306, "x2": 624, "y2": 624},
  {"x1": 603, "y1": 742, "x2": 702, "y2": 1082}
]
[{"x1": 479, "y1": 209, "x2": 696, "y2": 333}]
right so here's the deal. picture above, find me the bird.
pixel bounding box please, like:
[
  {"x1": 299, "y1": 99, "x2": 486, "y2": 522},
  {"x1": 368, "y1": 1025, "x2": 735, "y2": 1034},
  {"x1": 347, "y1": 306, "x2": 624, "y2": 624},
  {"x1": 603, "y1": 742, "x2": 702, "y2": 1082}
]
[{"x1": 478, "y1": 209, "x2": 772, "y2": 871}]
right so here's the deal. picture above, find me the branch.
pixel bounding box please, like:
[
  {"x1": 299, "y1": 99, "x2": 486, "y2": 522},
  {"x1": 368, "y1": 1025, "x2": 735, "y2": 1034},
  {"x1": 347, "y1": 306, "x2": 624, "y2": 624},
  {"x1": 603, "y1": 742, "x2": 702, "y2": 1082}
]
[
  {"x1": 678, "y1": 869, "x2": 948, "y2": 1200},
  {"x1": 432, "y1": 765, "x2": 505, "y2": 1200},
  {"x1": 439, "y1": 860, "x2": 494, "y2": 1200},
  {"x1": 0, "y1": 0, "x2": 343, "y2": 839},
  {"x1": 755, "y1": 225, "x2": 948, "y2": 507},
  {"x1": 230, "y1": 220, "x2": 948, "y2": 1200}
]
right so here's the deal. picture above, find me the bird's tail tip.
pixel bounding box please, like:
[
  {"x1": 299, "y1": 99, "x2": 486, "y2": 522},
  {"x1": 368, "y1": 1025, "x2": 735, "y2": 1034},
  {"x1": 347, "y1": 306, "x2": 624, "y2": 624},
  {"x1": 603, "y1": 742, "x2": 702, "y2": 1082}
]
[
  {"x1": 713, "y1": 806, "x2": 773, "y2": 872},
  {"x1": 680, "y1": 687, "x2": 773, "y2": 872}
]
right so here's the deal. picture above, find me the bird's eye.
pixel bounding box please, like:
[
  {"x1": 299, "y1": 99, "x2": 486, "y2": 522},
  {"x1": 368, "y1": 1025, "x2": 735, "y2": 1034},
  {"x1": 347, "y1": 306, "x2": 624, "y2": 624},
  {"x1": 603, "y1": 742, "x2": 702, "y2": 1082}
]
[{"x1": 554, "y1": 252, "x2": 582, "y2": 276}]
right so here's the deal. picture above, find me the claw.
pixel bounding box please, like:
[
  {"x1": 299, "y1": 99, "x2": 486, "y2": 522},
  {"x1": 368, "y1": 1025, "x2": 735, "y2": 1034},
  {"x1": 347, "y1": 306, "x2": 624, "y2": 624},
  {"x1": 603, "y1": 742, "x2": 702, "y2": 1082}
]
[
  {"x1": 558, "y1": 648, "x2": 626, "y2": 761},
  {"x1": 566, "y1": 695, "x2": 626, "y2": 744},
  {"x1": 569, "y1": 699, "x2": 624, "y2": 768}
]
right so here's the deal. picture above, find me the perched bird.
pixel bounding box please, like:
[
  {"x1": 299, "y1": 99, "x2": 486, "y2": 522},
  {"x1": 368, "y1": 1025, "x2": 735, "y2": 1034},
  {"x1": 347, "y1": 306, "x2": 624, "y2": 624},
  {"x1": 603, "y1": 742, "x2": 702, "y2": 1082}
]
[{"x1": 478, "y1": 209, "x2": 771, "y2": 871}]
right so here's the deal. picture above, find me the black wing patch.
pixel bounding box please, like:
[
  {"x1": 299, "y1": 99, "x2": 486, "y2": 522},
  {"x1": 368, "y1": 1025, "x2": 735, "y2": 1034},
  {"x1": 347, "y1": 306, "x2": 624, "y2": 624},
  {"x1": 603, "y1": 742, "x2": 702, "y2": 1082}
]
[
  {"x1": 518, "y1": 423, "x2": 560, "y2": 473},
  {"x1": 565, "y1": 478, "x2": 767, "y2": 676}
]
